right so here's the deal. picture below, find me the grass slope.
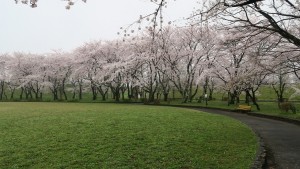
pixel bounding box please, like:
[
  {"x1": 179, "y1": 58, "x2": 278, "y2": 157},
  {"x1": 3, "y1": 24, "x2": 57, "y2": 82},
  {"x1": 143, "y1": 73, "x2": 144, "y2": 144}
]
[{"x1": 0, "y1": 102, "x2": 257, "y2": 169}]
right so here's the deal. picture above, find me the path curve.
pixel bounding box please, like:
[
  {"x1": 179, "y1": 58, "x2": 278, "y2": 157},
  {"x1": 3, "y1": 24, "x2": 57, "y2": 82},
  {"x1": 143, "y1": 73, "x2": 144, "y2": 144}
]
[{"x1": 194, "y1": 108, "x2": 300, "y2": 169}]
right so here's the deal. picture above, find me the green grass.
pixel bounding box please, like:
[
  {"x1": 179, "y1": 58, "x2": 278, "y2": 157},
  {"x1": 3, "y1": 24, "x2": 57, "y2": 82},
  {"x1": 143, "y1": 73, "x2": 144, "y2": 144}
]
[
  {"x1": 257, "y1": 102, "x2": 300, "y2": 120},
  {"x1": 0, "y1": 102, "x2": 257, "y2": 169},
  {"x1": 166, "y1": 100, "x2": 237, "y2": 110},
  {"x1": 164, "y1": 100, "x2": 300, "y2": 121}
]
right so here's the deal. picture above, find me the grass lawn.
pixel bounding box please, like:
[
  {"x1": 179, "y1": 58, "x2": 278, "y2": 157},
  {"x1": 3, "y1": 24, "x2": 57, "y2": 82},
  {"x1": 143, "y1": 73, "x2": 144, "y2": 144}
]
[
  {"x1": 257, "y1": 102, "x2": 300, "y2": 120},
  {"x1": 0, "y1": 102, "x2": 257, "y2": 169},
  {"x1": 165, "y1": 100, "x2": 300, "y2": 121}
]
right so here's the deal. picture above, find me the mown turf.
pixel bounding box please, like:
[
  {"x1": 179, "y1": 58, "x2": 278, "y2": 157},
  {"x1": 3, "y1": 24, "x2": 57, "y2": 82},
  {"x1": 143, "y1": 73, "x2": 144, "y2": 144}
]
[
  {"x1": 0, "y1": 102, "x2": 257, "y2": 169},
  {"x1": 165, "y1": 99, "x2": 300, "y2": 121}
]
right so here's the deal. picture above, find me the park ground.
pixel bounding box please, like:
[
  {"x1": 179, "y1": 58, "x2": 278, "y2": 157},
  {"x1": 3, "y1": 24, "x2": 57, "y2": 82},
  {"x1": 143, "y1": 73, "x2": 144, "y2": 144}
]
[{"x1": 0, "y1": 102, "x2": 257, "y2": 169}]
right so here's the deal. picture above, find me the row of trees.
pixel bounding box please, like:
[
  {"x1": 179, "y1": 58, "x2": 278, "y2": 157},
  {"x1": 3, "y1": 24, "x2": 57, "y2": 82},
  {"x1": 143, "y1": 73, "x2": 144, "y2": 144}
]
[{"x1": 0, "y1": 25, "x2": 299, "y2": 110}]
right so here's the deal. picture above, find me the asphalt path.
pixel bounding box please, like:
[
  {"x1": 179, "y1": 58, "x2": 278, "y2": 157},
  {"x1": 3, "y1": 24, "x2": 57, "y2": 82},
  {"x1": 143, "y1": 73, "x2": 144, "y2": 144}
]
[{"x1": 194, "y1": 108, "x2": 300, "y2": 169}]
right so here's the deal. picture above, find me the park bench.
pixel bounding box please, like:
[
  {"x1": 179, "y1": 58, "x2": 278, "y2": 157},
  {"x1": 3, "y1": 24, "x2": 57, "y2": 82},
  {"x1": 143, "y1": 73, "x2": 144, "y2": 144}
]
[{"x1": 236, "y1": 105, "x2": 252, "y2": 112}]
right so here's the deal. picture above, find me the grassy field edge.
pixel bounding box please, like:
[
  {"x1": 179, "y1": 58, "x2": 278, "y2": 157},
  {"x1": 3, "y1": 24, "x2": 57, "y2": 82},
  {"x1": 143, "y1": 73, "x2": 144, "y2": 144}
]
[{"x1": 0, "y1": 102, "x2": 258, "y2": 169}]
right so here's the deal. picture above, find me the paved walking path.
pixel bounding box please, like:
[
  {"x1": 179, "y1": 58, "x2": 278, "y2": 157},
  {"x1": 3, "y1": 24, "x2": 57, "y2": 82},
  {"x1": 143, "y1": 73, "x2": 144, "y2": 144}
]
[{"x1": 194, "y1": 108, "x2": 300, "y2": 169}]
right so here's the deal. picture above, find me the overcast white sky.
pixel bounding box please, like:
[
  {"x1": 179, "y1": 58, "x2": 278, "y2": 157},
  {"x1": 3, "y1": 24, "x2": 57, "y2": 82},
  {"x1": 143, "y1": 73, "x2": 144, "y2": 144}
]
[{"x1": 0, "y1": 0, "x2": 198, "y2": 54}]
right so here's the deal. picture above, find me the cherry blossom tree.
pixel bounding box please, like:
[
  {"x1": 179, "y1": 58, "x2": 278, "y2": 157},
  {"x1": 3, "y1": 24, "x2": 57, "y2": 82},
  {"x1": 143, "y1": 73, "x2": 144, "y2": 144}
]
[
  {"x1": 69, "y1": 62, "x2": 86, "y2": 100},
  {"x1": 240, "y1": 58, "x2": 270, "y2": 110},
  {"x1": 264, "y1": 51, "x2": 296, "y2": 103},
  {"x1": 250, "y1": 33, "x2": 300, "y2": 104},
  {"x1": 130, "y1": 33, "x2": 161, "y2": 103},
  {"x1": 42, "y1": 52, "x2": 72, "y2": 101},
  {"x1": 14, "y1": 0, "x2": 87, "y2": 9},
  {"x1": 23, "y1": 55, "x2": 46, "y2": 100},
  {"x1": 211, "y1": 31, "x2": 249, "y2": 105},
  {"x1": 212, "y1": 27, "x2": 289, "y2": 110},
  {"x1": 99, "y1": 41, "x2": 132, "y2": 102},
  {"x1": 5, "y1": 0, "x2": 300, "y2": 105},
  {"x1": 0, "y1": 54, "x2": 11, "y2": 100},
  {"x1": 8, "y1": 52, "x2": 46, "y2": 100},
  {"x1": 196, "y1": 0, "x2": 300, "y2": 49},
  {"x1": 271, "y1": 43, "x2": 300, "y2": 80},
  {"x1": 157, "y1": 26, "x2": 217, "y2": 103},
  {"x1": 73, "y1": 40, "x2": 132, "y2": 102},
  {"x1": 73, "y1": 41, "x2": 106, "y2": 101}
]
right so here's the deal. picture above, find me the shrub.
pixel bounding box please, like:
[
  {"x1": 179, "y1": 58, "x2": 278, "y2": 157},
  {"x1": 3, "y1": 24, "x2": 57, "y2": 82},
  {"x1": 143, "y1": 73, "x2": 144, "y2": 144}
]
[
  {"x1": 278, "y1": 102, "x2": 297, "y2": 114},
  {"x1": 141, "y1": 98, "x2": 149, "y2": 105},
  {"x1": 122, "y1": 99, "x2": 132, "y2": 103},
  {"x1": 154, "y1": 99, "x2": 160, "y2": 105},
  {"x1": 222, "y1": 97, "x2": 228, "y2": 101}
]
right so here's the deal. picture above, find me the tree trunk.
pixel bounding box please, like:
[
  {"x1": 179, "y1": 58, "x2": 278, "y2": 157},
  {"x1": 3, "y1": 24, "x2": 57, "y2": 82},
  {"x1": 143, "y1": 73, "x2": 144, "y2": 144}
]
[
  {"x1": 121, "y1": 87, "x2": 126, "y2": 100},
  {"x1": 52, "y1": 88, "x2": 58, "y2": 101},
  {"x1": 20, "y1": 87, "x2": 24, "y2": 100},
  {"x1": 148, "y1": 91, "x2": 155, "y2": 102},
  {"x1": 72, "y1": 90, "x2": 76, "y2": 100},
  {"x1": 189, "y1": 85, "x2": 199, "y2": 102},
  {"x1": 163, "y1": 93, "x2": 168, "y2": 101},
  {"x1": 97, "y1": 86, "x2": 108, "y2": 101},
  {"x1": 0, "y1": 81, "x2": 5, "y2": 100},
  {"x1": 246, "y1": 89, "x2": 260, "y2": 111},
  {"x1": 79, "y1": 83, "x2": 83, "y2": 100},
  {"x1": 208, "y1": 88, "x2": 213, "y2": 100},
  {"x1": 10, "y1": 88, "x2": 15, "y2": 100},
  {"x1": 127, "y1": 83, "x2": 133, "y2": 100},
  {"x1": 115, "y1": 87, "x2": 120, "y2": 102},
  {"x1": 245, "y1": 91, "x2": 250, "y2": 104},
  {"x1": 91, "y1": 85, "x2": 97, "y2": 100},
  {"x1": 228, "y1": 92, "x2": 235, "y2": 105}
]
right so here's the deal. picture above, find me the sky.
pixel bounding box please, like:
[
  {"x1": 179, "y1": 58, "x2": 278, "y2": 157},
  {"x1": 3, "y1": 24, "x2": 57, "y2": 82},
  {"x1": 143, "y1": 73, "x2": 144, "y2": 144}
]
[{"x1": 0, "y1": 0, "x2": 199, "y2": 54}]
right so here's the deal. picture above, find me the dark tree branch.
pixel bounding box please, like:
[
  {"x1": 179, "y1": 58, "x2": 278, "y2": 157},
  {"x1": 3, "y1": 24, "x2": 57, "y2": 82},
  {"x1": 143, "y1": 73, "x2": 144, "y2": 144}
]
[
  {"x1": 256, "y1": 9, "x2": 300, "y2": 47},
  {"x1": 224, "y1": 0, "x2": 264, "y2": 7}
]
